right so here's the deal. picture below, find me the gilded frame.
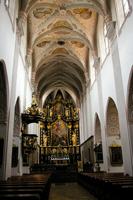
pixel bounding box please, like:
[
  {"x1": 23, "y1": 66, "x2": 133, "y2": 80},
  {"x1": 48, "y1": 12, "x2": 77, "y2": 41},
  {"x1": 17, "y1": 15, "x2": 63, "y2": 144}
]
[
  {"x1": 51, "y1": 116, "x2": 68, "y2": 146},
  {"x1": 109, "y1": 141, "x2": 123, "y2": 165}
]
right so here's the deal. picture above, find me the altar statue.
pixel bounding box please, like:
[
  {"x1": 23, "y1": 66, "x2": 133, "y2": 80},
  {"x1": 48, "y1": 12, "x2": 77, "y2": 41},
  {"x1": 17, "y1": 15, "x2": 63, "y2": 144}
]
[
  {"x1": 72, "y1": 132, "x2": 77, "y2": 146},
  {"x1": 43, "y1": 134, "x2": 48, "y2": 147},
  {"x1": 49, "y1": 107, "x2": 53, "y2": 117}
]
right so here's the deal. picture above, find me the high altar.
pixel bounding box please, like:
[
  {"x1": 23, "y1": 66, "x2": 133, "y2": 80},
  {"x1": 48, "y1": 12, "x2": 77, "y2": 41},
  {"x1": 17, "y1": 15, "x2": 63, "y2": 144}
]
[
  {"x1": 21, "y1": 94, "x2": 80, "y2": 166},
  {"x1": 39, "y1": 95, "x2": 80, "y2": 165}
]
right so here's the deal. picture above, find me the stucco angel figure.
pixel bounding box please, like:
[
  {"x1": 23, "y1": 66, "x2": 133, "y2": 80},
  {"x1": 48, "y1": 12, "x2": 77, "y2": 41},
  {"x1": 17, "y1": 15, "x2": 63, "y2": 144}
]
[{"x1": 72, "y1": 131, "x2": 77, "y2": 146}]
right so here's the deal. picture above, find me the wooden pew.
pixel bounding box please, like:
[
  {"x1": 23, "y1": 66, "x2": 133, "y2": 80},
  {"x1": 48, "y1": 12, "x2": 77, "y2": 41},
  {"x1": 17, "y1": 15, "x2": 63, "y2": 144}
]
[
  {"x1": 78, "y1": 172, "x2": 133, "y2": 200},
  {"x1": 0, "y1": 174, "x2": 51, "y2": 200},
  {"x1": 0, "y1": 193, "x2": 40, "y2": 200}
]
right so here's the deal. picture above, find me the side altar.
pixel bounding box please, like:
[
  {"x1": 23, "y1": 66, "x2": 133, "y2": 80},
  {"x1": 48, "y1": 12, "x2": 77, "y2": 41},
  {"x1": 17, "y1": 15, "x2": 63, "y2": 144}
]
[{"x1": 39, "y1": 95, "x2": 80, "y2": 165}]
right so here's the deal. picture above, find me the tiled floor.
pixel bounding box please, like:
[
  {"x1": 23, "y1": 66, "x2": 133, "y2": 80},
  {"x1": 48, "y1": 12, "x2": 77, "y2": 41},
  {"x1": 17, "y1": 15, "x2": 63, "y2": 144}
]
[{"x1": 48, "y1": 182, "x2": 98, "y2": 200}]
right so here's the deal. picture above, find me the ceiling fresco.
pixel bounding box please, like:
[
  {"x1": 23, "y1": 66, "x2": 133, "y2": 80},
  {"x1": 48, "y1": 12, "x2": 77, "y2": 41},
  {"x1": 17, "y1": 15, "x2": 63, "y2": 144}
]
[{"x1": 19, "y1": 0, "x2": 110, "y2": 106}]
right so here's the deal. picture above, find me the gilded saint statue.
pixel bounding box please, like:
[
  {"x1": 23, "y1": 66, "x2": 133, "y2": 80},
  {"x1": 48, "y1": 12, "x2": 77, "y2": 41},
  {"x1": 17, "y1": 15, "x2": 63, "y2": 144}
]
[
  {"x1": 43, "y1": 134, "x2": 48, "y2": 147},
  {"x1": 72, "y1": 132, "x2": 77, "y2": 146},
  {"x1": 49, "y1": 107, "x2": 53, "y2": 117}
]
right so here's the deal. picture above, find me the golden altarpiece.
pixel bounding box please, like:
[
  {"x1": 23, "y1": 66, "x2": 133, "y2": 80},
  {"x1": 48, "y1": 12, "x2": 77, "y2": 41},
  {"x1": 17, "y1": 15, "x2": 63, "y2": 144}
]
[
  {"x1": 40, "y1": 95, "x2": 80, "y2": 165},
  {"x1": 21, "y1": 94, "x2": 80, "y2": 166}
]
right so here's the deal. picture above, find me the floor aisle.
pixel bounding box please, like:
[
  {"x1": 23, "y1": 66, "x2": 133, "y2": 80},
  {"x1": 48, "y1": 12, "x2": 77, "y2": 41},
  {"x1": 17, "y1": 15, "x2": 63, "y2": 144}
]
[{"x1": 48, "y1": 182, "x2": 98, "y2": 200}]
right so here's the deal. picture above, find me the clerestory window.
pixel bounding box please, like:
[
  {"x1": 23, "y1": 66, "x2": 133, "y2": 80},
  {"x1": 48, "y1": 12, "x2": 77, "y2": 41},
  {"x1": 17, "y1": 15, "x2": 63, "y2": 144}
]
[
  {"x1": 104, "y1": 23, "x2": 109, "y2": 54},
  {"x1": 122, "y1": 0, "x2": 130, "y2": 16}
]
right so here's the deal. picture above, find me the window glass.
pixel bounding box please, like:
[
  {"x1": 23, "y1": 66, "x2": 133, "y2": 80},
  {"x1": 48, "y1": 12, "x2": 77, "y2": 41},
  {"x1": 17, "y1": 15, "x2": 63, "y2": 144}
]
[{"x1": 122, "y1": 0, "x2": 130, "y2": 16}]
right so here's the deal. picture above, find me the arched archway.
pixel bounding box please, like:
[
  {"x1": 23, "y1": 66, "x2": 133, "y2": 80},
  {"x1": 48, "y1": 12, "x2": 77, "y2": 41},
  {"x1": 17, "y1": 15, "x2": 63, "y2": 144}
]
[
  {"x1": 94, "y1": 113, "x2": 102, "y2": 144},
  {"x1": 106, "y1": 98, "x2": 120, "y2": 137},
  {"x1": 127, "y1": 66, "x2": 133, "y2": 167},
  {"x1": 0, "y1": 60, "x2": 9, "y2": 180},
  {"x1": 127, "y1": 66, "x2": 133, "y2": 125},
  {"x1": 11, "y1": 97, "x2": 21, "y2": 176},
  {"x1": 0, "y1": 60, "x2": 8, "y2": 124},
  {"x1": 106, "y1": 97, "x2": 123, "y2": 172},
  {"x1": 13, "y1": 97, "x2": 21, "y2": 137}
]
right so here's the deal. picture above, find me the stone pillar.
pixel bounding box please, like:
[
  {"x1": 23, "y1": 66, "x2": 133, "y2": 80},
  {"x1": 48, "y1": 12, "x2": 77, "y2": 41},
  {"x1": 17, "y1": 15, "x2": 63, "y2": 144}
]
[
  {"x1": 37, "y1": 91, "x2": 40, "y2": 106},
  {"x1": 92, "y1": 50, "x2": 98, "y2": 60},
  {"x1": 31, "y1": 71, "x2": 36, "y2": 87},
  {"x1": 34, "y1": 83, "x2": 38, "y2": 94},
  {"x1": 26, "y1": 48, "x2": 33, "y2": 69},
  {"x1": 85, "y1": 72, "x2": 90, "y2": 87},
  {"x1": 82, "y1": 83, "x2": 86, "y2": 96},
  {"x1": 92, "y1": 50, "x2": 100, "y2": 70},
  {"x1": 104, "y1": 14, "x2": 112, "y2": 31},
  {"x1": 18, "y1": 11, "x2": 27, "y2": 26}
]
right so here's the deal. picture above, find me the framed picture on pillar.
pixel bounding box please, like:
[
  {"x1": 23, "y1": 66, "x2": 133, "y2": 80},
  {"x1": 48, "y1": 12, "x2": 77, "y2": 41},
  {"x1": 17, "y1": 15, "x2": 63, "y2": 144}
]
[
  {"x1": 109, "y1": 141, "x2": 123, "y2": 165},
  {"x1": 12, "y1": 146, "x2": 18, "y2": 167}
]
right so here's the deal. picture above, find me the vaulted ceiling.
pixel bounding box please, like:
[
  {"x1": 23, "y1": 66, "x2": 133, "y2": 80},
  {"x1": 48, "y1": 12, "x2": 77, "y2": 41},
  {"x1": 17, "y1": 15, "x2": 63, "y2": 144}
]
[{"x1": 19, "y1": 0, "x2": 110, "y2": 106}]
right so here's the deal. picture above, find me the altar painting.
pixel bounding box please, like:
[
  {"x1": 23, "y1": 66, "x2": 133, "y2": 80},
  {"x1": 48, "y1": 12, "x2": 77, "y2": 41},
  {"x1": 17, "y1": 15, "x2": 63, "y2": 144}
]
[
  {"x1": 54, "y1": 103, "x2": 64, "y2": 116},
  {"x1": 52, "y1": 120, "x2": 68, "y2": 146}
]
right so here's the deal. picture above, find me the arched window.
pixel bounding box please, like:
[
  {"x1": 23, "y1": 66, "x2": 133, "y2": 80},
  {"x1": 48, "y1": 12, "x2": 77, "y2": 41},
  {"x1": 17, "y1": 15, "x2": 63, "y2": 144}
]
[
  {"x1": 115, "y1": 0, "x2": 130, "y2": 29},
  {"x1": 5, "y1": 0, "x2": 10, "y2": 8},
  {"x1": 104, "y1": 22, "x2": 109, "y2": 55},
  {"x1": 122, "y1": 0, "x2": 130, "y2": 16}
]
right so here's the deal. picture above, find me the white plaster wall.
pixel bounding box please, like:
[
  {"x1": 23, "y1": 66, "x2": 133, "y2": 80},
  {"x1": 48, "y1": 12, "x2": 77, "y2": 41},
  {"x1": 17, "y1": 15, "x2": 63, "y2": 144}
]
[
  {"x1": 117, "y1": 11, "x2": 133, "y2": 102},
  {"x1": 80, "y1": 0, "x2": 133, "y2": 174},
  {"x1": 100, "y1": 55, "x2": 117, "y2": 114},
  {"x1": 0, "y1": 2, "x2": 16, "y2": 92},
  {"x1": 16, "y1": 56, "x2": 26, "y2": 112},
  {"x1": 90, "y1": 82, "x2": 99, "y2": 135},
  {"x1": 89, "y1": 51, "x2": 95, "y2": 85},
  {"x1": 20, "y1": 21, "x2": 27, "y2": 65}
]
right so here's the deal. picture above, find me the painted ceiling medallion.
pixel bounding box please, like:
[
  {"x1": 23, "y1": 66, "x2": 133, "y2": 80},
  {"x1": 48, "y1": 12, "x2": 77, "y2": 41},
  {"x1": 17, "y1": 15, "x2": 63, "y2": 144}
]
[
  {"x1": 73, "y1": 8, "x2": 92, "y2": 20},
  {"x1": 70, "y1": 41, "x2": 85, "y2": 48},
  {"x1": 37, "y1": 41, "x2": 51, "y2": 47},
  {"x1": 33, "y1": 8, "x2": 53, "y2": 18},
  {"x1": 52, "y1": 48, "x2": 69, "y2": 54},
  {"x1": 53, "y1": 20, "x2": 72, "y2": 29}
]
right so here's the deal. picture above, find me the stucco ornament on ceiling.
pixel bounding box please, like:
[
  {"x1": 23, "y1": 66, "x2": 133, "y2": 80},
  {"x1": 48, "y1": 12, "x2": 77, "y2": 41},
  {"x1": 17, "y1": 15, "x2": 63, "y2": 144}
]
[
  {"x1": 52, "y1": 48, "x2": 69, "y2": 54},
  {"x1": 70, "y1": 41, "x2": 85, "y2": 48},
  {"x1": 73, "y1": 8, "x2": 92, "y2": 20},
  {"x1": 37, "y1": 41, "x2": 51, "y2": 47},
  {"x1": 22, "y1": 0, "x2": 108, "y2": 104},
  {"x1": 53, "y1": 20, "x2": 72, "y2": 29},
  {"x1": 33, "y1": 7, "x2": 53, "y2": 18}
]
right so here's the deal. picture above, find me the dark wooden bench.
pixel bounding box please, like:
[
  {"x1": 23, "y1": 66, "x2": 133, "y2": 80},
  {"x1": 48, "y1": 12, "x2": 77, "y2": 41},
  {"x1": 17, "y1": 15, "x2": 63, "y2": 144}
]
[
  {"x1": 78, "y1": 172, "x2": 133, "y2": 200},
  {"x1": 0, "y1": 174, "x2": 51, "y2": 200},
  {"x1": 0, "y1": 193, "x2": 40, "y2": 200}
]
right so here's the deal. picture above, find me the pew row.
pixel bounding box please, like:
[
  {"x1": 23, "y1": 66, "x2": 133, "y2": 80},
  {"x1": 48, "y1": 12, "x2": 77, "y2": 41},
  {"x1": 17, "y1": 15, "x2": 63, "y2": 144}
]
[
  {"x1": 78, "y1": 172, "x2": 133, "y2": 200},
  {"x1": 0, "y1": 174, "x2": 51, "y2": 200}
]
